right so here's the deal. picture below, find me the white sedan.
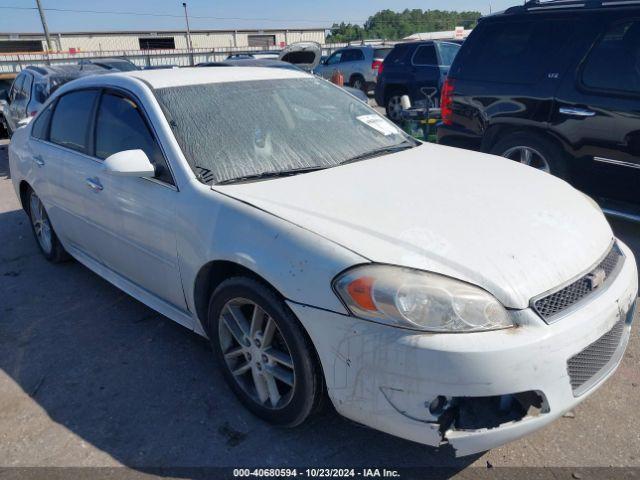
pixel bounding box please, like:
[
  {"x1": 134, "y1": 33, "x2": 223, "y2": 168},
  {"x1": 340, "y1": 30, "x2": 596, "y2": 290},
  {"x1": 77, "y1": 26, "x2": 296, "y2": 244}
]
[{"x1": 8, "y1": 67, "x2": 638, "y2": 456}]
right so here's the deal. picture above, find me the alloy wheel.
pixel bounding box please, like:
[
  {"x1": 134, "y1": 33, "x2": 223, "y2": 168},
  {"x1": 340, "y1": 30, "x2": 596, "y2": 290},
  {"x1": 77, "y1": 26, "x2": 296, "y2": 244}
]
[
  {"x1": 29, "y1": 192, "x2": 53, "y2": 255},
  {"x1": 502, "y1": 146, "x2": 551, "y2": 173},
  {"x1": 218, "y1": 298, "x2": 295, "y2": 409}
]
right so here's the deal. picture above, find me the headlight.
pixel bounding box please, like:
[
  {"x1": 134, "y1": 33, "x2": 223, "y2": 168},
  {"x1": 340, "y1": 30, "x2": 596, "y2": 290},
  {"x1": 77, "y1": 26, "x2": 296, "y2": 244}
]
[{"x1": 333, "y1": 265, "x2": 513, "y2": 333}]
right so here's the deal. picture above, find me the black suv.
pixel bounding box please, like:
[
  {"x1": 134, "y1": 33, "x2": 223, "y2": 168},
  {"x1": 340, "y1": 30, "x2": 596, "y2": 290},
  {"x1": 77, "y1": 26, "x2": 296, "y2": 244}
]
[
  {"x1": 374, "y1": 40, "x2": 460, "y2": 122},
  {"x1": 437, "y1": 0, "x2": 640, "y2": 218}
]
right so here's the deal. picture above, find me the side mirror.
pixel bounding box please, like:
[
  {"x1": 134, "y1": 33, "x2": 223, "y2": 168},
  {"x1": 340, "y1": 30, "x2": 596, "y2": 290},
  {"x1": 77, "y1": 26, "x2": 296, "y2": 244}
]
[{"x1": 103, "y1": 149, "x2": 155, "y2": 177}]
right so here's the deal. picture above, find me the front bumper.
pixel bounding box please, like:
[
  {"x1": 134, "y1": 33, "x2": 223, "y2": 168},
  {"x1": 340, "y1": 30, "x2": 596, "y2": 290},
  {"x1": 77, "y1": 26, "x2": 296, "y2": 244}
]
[{"x1": 289, "y1": 241, "x2": 638, "y2": 456}]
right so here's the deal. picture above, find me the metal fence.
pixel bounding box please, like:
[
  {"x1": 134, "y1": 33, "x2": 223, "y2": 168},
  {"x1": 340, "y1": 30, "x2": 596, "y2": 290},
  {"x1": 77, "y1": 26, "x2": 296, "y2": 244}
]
[{"x1": 0, "y1": 42, "x2": 396, "y2": 76}]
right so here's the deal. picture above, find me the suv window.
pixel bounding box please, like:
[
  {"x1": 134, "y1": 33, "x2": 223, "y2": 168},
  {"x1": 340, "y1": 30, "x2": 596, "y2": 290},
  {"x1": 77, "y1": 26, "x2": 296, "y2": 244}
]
[
  {"x1": 451, "y1": 19, "x2": 577, "y2": 84},
  {"x1": 385, "y1": 44, "x2": 413, "y2": 66},
  {"x1": 49, "y1": 90, "x2": 99, "y2": 154},
  {"x1": 326, "y1": 51, "x2": 343, "y2": 65},
  {"x1": 373, "y1": 48, "x2": 392, "y2": 60},
  {"x1": 31, "y1": 102, "x2": 54, "y2": 140},
  {"x1": 95, "y1": 92, "x2": 172, "y2": 184},
  {"x1": 341, "y1": 49, "x2": 365, "y2": 62},
  {"x1": 436, "y1": 42, "x2": 460, "y2": 66},
  {"x1": 582, "y1": 20, "x2": 640, "y2": 94},
  {"x1": 412, "y1": 45, "x2": 438, "y2": 66}
]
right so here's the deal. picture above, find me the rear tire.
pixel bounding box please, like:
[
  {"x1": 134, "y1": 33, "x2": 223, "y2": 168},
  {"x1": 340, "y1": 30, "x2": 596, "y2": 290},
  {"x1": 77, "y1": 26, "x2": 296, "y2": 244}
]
[
  {"x1": 25, "y1": 187, "x2": 69, "y2": 263},
  {"x1": 490, "y1": 132, "x2": 569, "y2": 179},
  {"x1": 207, "y1": 276, "x2": 324, "y2": 427}
]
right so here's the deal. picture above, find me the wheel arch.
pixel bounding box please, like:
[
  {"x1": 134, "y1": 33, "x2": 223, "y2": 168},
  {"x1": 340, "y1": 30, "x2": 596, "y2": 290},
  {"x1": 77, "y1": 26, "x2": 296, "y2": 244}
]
[
  {"x1": 19, "y1": 180, "x2": 32, "y2": 212},
  {"x1": 481, "y1": 124, "x2": 570, "y2": 156}
]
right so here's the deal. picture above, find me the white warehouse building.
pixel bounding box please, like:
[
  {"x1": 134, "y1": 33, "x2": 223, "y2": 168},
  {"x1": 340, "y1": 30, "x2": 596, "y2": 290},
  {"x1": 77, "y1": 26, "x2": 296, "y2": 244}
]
[{"x1": 0, "y1": 28, "x2": 327, "y2": 53}]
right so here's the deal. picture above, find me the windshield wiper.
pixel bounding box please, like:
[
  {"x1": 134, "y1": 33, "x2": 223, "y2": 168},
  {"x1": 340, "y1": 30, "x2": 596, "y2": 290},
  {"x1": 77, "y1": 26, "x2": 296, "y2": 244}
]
[
  {"x1": 339, "y1": 141, "x2": 417, "y2": 167},
  {"x1": 215, "y1": 166, "x2": 327, "y2": 185}
]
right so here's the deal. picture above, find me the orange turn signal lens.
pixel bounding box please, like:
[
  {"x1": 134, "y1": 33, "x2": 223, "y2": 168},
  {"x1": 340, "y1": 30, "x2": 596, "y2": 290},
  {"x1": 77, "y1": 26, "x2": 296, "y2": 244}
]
[{"x1": 346, "y1": 276, "x2": 378, "y2": 312}]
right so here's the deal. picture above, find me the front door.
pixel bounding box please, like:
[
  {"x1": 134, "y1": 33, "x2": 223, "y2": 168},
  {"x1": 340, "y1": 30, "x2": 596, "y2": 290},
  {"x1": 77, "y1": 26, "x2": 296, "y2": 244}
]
[{"x1": 91, "y1": 90, "x2": 186, "y2": 310}]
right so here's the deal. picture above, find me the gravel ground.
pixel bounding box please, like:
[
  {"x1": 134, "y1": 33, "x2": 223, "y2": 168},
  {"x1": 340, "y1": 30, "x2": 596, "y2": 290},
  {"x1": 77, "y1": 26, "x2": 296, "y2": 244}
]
[{"x1": 0, "y1": 138, "x2": 639, "y2": 478}]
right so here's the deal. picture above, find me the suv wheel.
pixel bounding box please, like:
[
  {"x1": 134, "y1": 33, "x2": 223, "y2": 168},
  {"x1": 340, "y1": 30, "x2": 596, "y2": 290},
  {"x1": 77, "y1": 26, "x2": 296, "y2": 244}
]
[
  {"x1": 207, "y1": 277, "x2": 323, "y2": 427},
  {"x1": 385, "y1": 90, "x2": 406, "y2": 123},
  {"x1": 491, "y1": 132, "x2": 568, "y2": 179}
]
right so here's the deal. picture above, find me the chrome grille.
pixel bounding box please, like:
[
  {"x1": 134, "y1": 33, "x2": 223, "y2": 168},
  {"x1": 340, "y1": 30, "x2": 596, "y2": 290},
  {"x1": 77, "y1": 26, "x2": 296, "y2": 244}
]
[
  {"x1": 533, "y1": 243, "x2": 623, "y2": 321},
  {"x1": 567, "y1": 318, "x2": 626, "y2": 395}
]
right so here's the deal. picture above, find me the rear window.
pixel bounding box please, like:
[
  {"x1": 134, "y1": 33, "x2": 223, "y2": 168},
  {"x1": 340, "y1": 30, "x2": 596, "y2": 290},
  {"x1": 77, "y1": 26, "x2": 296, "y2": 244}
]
[
  {"x1": 451, "y1": 19, "x2": 576, "y2": 84},
  {"x1": 373, "y1": 48, "x2": 392, "y2": 59},
  {"x1": 436, "y1": 42, "x2": 460, "y2": 66}
]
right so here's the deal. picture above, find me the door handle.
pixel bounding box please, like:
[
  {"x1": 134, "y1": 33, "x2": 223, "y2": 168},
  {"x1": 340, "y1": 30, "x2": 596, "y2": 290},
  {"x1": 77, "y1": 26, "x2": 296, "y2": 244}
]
[
  {"x1": 559, "y1": 107, "x2": 596, "y2": 117},
  {"x1": 33, "y1": 155, "x2": 45, "y2": 167},
  {"x1": 85, "y1": 177, "x2": 103, "y2": 192}
]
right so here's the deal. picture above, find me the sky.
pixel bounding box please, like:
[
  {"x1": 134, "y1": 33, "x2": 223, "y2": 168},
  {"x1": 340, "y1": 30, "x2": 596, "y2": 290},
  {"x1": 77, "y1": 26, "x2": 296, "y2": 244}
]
[{"x1": 0, "y1": 0, "x2": 519, "y2": 33}]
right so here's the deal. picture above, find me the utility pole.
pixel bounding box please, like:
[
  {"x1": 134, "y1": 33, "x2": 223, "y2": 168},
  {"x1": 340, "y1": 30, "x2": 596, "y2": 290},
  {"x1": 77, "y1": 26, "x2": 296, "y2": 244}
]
[
  {"x1": 182, "y1": 2, "x2": 194, "y2": 66},
  {"x1": 35, "y1": 0, "x2": 52, "y2": 52}
]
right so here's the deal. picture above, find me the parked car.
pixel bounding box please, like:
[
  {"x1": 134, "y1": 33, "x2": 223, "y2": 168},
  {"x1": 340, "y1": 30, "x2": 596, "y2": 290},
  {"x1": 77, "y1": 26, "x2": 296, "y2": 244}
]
[
  {"x1": 315, "y1": 45, "x2": 392, "y2": 93},
  {"x1": 197, "y1": 57, "x2": 369, "y2": 103},
  {"x1": 79, "y1": 57, "x2": 139, "y2": 72},
  {"x1": 227, "y1": 51, "x2": 280, "y2": 60},
  {"x1": 374, "y1": 40, "x2": 460, "y2": 122},
  {"x1": 3, "y1": 64, "x2": 106, "y2": 137},
  {"x1": 9, "y1": 67, "x2": 637, "y2": 457},
  {"x1": 437, "y1": 0, "x2": 640, "y2": 218}
]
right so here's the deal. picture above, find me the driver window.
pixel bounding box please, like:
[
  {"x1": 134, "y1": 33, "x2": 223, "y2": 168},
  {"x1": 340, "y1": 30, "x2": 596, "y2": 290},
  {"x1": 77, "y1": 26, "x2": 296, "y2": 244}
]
[
  {"x1": 9, "y1": 75, "x2": 24, "y2": 103},
  {"x1": 327, "y1": 51, "x2": 343, "y2": 65},
  {"x1": 94, "y1": 92, "x2": 174, "y2": 185}
]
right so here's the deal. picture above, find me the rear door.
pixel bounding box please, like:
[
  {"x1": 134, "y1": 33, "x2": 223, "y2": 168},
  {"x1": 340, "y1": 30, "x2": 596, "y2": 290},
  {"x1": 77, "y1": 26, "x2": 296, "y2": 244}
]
[
  {"x1": 47, "y1": 89, "x2": 107, "y2": 257},
  {"x1": 410, "y1": 43, "x2": 440, "y2": 106},
  {"x1": 553, "y1": 16, "x2": 640, "y2": 207}
]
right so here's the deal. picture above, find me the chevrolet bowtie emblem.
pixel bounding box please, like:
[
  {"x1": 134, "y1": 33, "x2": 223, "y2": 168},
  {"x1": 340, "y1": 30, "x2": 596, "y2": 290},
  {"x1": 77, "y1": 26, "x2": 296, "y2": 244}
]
[{"x1": 585, "y1": 268, "x2": 606, "y2": 291}]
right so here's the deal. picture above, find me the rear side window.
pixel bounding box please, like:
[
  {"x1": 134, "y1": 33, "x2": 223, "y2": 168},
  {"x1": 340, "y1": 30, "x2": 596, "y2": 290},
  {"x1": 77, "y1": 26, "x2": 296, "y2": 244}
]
[
  {"x1": 31, "y1": 102, "x2": 54, "y2": 140},
  {"x1": 582, "y1": 21, "x2": 640, "y2": 95},
  {"x1": 451, "y1": 19, "x2": 577, "y2": 84},
  {"x1": 384, "y1": 44, "x2": 413, "y2": 66},
  {"x1": 49, "y1": 90, "x2": 98, "y2": 154},
  {"x1": 412, "y1": 45, "x2": 438, "y2": 66},
  {"x1": 95, "y1": 93, "x2": 172, "y2": 184},
  {"x1": 342, "y1": 49, "x2": 365, "y2": 62},
  {"x1": 436, "y1": 43, "x2": 460, "y2": 66}
]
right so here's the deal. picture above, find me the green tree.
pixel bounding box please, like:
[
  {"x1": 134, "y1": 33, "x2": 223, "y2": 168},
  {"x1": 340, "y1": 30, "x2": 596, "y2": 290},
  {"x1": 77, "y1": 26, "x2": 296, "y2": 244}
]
[{"x1": 326, "y1": 9, "x2": 481, "y2": 43}]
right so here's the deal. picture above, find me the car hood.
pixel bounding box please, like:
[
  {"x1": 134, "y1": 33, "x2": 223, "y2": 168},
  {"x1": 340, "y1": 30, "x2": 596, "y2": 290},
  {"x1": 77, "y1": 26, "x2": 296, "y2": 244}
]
[{"x1": 213, "y1": 143, "x2": 613, "y2": 309}]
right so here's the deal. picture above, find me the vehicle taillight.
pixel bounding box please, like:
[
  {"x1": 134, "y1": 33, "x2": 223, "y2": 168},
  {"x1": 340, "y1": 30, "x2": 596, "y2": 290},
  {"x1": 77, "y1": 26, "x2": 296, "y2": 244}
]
[
  {"x1": 441, "y1": 78, "x2": 455, "y2": 126},
  {"x1": 29, "y1": 110, "x2": 38, "y2": 117},
  {"x1": 372, "y1": 60, "x2": 384, "y2": 75}
]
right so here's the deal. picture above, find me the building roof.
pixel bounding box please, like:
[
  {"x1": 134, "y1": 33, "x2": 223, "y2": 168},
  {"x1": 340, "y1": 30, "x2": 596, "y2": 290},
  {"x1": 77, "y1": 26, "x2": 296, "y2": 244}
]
[{"x1": 0, "y1": 27, "x2": 327, "y2": 37}]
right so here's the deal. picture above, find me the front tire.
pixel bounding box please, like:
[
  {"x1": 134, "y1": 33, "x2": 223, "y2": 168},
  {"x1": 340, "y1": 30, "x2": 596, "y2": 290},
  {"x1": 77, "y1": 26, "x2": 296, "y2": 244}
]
[
  {"x1": 207, "y1": 277, "x2": 323, "y2": 427},
  {"x1": 490, "y1": 132, "x2": 568, "y2": 179},
  {"x1": 26, "y1": 188, "x2": 69, "y2": 263},
  {"x1": 350, "y1": 75, "x2": 367, "y2": 93}
]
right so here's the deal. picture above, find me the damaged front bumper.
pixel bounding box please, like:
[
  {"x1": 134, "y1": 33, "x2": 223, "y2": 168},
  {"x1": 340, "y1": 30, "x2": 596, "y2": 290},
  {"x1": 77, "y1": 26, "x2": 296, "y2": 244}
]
[{"x1": 289, "y1": 242, "x2": 638, "y2": 456}]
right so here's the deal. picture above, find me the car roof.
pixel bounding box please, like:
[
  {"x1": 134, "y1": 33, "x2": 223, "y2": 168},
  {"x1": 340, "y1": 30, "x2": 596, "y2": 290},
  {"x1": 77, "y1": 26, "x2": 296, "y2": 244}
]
[
  {"x1": 100, "y1": 66, "x2": 309, "y2": 89},
  {"x1": 25, "y1": 64, "x2": 106, "y2": 78},
  {"x1": 499, "y1": 0, "x2": 640, "y2": 15}
]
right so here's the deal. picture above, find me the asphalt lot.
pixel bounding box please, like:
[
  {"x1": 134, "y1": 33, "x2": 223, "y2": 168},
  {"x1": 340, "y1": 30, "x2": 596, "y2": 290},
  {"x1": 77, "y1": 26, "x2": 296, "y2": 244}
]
[{"x1": 0, "y1": 137, "x2": 639, "y2": 476}]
